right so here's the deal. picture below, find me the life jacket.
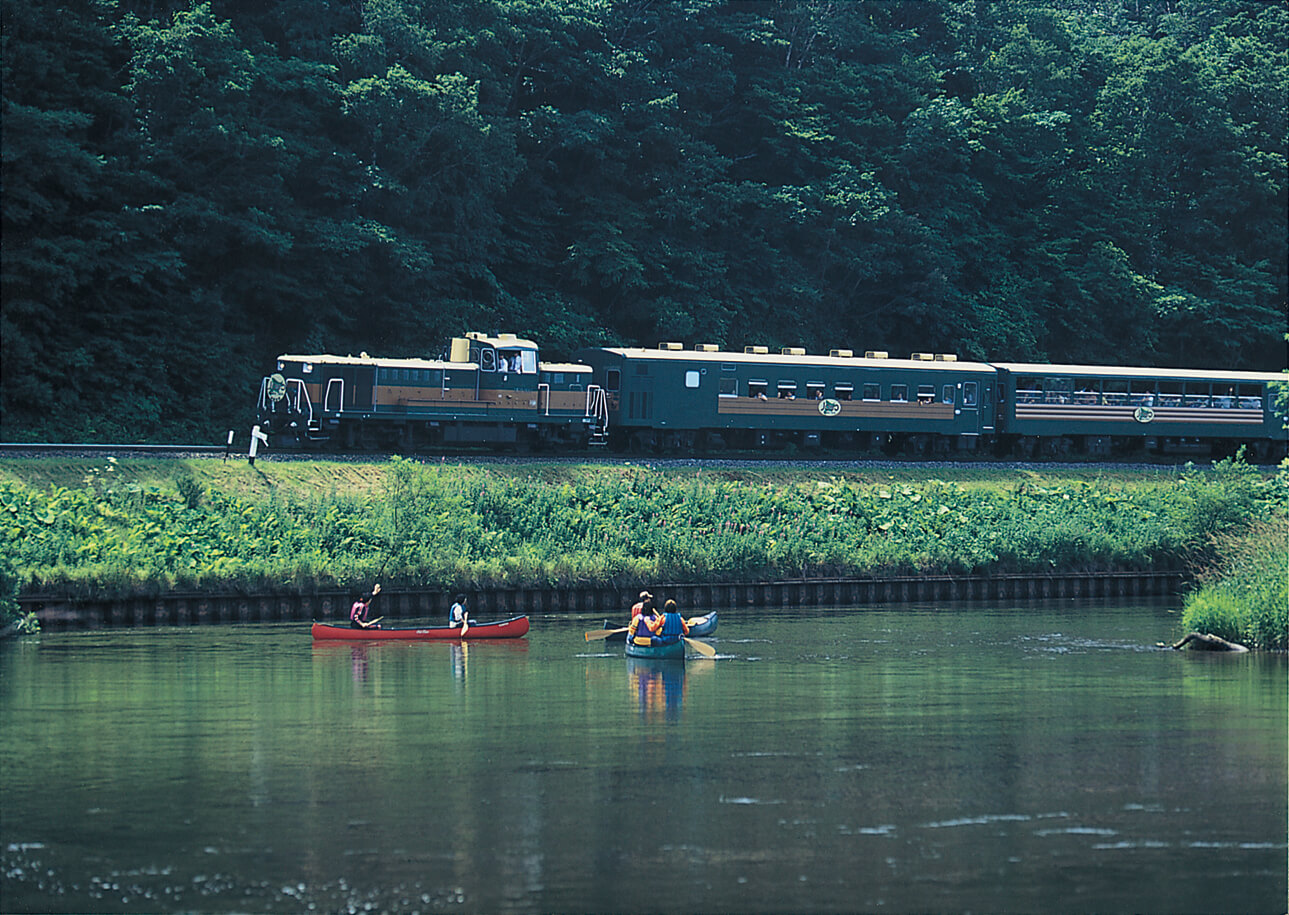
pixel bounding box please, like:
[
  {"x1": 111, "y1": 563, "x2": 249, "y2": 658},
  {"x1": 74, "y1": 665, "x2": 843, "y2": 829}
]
[{"x1": 653, "y1": 612, "x2": 686, "y2": 643}]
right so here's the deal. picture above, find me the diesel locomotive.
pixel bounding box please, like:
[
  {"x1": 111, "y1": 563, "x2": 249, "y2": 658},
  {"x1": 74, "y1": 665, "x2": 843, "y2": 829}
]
[{"x1": 256, "y1": 332, "x2": 1287, "y2": 460}]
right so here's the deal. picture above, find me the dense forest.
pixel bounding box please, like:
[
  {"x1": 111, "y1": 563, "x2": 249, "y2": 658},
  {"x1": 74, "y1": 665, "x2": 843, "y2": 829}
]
[{"x1": 2, "y1": 0, "x2": 1286, "y2": 442}]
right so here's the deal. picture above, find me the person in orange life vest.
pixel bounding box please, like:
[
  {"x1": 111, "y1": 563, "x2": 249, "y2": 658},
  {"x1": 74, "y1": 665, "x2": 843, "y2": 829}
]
[
  {"x1": 644, "y1": 599, "x2": 689, "y2": 644},
  {"x1": 350, "y1": 583, "x2": 381, "y2": 629},
  {"x1": 627, "y1": 599, "x2": 660, "y2": 646}
]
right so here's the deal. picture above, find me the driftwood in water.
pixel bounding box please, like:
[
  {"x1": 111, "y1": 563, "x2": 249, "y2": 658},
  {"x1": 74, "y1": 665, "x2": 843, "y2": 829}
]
[{"x1": 1168, "y1": 632, "x2": 1249, "y2": 652}]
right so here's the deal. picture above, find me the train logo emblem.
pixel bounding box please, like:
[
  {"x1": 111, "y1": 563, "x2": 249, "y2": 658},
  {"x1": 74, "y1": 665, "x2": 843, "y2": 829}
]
[
  {"x1": 819, "y1": 398, "x2": 842, "y2": 417},
  {"x1": 1133, "y1": 406, "x2": 1155, "y2": 424}
]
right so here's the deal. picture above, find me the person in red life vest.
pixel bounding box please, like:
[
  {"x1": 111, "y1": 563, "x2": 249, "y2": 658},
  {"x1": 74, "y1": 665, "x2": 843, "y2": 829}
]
[
  {"x1": 644, "y1": 599, "x2": 689, "y2": 645},
  {"x1": 626, "y1": 598, "x2": 660, "y2": 646},
  {"x1": 350, "y1": 583, "x2": 382, "y2": 629}
]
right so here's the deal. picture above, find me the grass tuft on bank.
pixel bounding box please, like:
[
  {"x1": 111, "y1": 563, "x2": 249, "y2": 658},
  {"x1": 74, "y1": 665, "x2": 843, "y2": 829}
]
[{"x1": 1181, "y1": 514, "x2": 1288, "y2": 651}]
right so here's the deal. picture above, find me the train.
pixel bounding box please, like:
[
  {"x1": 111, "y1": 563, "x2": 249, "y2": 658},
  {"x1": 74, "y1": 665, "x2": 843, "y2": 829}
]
[{"x1": 255, "y1": 331, "x2": 1287, "y2": 460}]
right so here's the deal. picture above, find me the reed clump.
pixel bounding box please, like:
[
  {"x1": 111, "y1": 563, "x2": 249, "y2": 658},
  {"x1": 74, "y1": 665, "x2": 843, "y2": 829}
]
[
  {"x1": 1181, "y1": 513, "x2": 1288, "y2": 651},
  {"x1": 2, "y1": 456, "x2": 1283, "y2": 609}
]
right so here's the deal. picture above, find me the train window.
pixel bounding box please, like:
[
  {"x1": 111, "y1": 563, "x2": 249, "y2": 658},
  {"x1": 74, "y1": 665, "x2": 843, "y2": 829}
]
[
  {"x1": 685, "y1": 371, "x2": 700, "y2": 389},
  {"x1": 605, "y1": 369, "x2": 621, "y2": 392},
  {"x1": 777, "y1": 382, "x2": 798, "y2": 399},
  {"x1": 1073, "y1": 381, "x2": 1099, "y2": 404},
  {"x1": 749, "y1": 380, "x2": 768, "y2": 399},
  {"x1": 1158, "y1": 381, "x2": 1183, "y2": 406},
  {"x1": 1184, "y1": 382, "x2": 1210, "y2": 407},
  {"x1": 942, "y1": 385, "x2": 954, "y2": 405},
  {"x1": 862, "y1": 383, "x2": 880, "y2": 401},
  {"x1": 1237, "y1": 384, "x2": 1262, "y2": 409},
  {"x1": 1044, "y1": 377, "x2": 1072, "y2": 403},
  {"x1": 806, "y1": 383, "x2": 825, "y2": 400},
  {"x1": 519, "y1": 350, "x2": 537, "y2": 374},
  {"x1": 480, "y1": 349, "x2": 498, "y2": 372},
  {"x1": 917, "y1": 385, "x2": 935, "y2": 404},
  {"x1": 1016, "y1": 376, "x2": 1041, "y2": 403},
  {"x1": 835, "y1": 383, "x2": 853, "y2": 401},
  {"x1": 1104, "y1": 380, "x2": 1129, "y2": 406},
  {"x1": 890, "y1": 384, "x2": 908, "y2": 402},
  {"x1": 963, "y1": 382, "x2": 978, "y2": 407},
  {"x1": 1131, "y1": 380, "x2": 1156, "y2": 405},
  {"x1": 719, "y1": 377, "x2": 737, "y2": 397}
]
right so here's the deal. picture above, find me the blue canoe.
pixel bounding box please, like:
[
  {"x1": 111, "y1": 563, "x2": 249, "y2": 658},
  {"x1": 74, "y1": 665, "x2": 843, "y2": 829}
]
[
  {"x1": 624, "y1": 637, "x2": 687, "y2": 660},
  {"x1": 601, "y1": 611, "x2": 717, "y2": 642}
]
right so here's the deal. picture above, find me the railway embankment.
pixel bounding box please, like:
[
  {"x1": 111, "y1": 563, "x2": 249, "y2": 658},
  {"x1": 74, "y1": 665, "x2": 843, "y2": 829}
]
[{"x1": 2, "y1": 454, "x2": 1284, "y2": 646}]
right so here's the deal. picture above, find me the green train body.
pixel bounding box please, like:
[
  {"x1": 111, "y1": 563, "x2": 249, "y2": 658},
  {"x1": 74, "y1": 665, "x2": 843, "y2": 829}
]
[{"x1": 257, "y1": 332, "x2": 1286, "y2": 460}]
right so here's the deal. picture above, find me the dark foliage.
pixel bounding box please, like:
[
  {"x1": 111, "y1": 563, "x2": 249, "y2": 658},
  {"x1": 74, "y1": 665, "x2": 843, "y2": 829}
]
[{"x1": 2, "y1": 0, "x2": 1285, "y2": 442}]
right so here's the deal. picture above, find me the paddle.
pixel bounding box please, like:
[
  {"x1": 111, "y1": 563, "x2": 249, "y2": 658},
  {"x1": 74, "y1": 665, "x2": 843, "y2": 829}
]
[
  {"x1": 585, "y1": 627, "x2": 628, "y2": 642},
  {"x1": 461, "y1": 614, "x2": 469, "y2": 637},
  {"x1": 685, "y1": 637, "x2": 716, "y2": 658}
]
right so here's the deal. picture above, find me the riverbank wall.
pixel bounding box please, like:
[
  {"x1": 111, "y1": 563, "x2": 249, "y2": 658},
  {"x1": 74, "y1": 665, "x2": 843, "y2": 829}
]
[{"x1": 19, "y1": 570, "x2": 1185, "y2": 630}]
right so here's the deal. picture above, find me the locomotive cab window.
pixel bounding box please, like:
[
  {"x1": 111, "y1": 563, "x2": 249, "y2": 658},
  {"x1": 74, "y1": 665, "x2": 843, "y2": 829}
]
[{"x1": 605, "y1": 369, "x2": 621, "y2": 392}]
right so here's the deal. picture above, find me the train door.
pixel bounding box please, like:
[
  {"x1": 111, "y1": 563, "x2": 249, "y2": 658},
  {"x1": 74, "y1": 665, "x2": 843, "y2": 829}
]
[
  {"x1": 339, "y1": 366, "x2": 374, "y2": 411},
  {"x1": 961, "y1": 379, "x2": 980, "y2": 432}
]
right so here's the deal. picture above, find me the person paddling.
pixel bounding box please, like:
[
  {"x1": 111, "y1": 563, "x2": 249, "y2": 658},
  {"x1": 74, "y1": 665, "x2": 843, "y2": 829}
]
[
  {"x1": 350, "y1": 583, "x2": 382, "y2": 629},
  {"x1": 645, "y1": 599, "x2": 689, "y2": 644},
  {"x1": 449, "y1": 594, "x2": 470, "y2": 633}
]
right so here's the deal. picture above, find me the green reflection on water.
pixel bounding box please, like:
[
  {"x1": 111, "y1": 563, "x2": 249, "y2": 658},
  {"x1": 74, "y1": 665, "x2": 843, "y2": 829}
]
[{"x1": 1, "y1": 603, "x2": 1284, "y2": 914}]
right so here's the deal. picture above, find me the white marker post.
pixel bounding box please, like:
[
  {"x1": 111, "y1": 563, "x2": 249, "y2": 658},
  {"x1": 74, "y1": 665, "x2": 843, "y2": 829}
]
[
  {"x1": 248, "y1": 425, "x2": 269, "y2": 465},
  {"x1": 224, "y1": 430, "x2": 235, "y2": 462}
]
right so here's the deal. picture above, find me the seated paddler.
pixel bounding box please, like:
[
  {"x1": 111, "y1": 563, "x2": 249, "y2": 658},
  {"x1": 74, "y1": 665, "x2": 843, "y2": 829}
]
[
  {"x1": 641, "y1": 599, "x2": 689, "y2": 645},
  {"x1": 626, "y1": 600, "x2": 659, "y2": 646}
]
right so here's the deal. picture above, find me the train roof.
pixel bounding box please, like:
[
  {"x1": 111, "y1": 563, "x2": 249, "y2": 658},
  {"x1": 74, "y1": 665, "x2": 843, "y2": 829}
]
[
  {"x1": 277, "y1": 353, "x2": 457, "y2": 369},
  {"x1": 275, "y1": 353, "x2": 592, "y2": 373},
  {"x1": 591, "y1": 345, "x2": 996, "y2": 372},
  {"x1": 994, "y1": 362, "x2": 1284, "y2": 382}
]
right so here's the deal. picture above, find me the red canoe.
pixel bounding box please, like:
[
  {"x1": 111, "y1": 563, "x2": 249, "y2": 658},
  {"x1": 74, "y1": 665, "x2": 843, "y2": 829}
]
[{"x1": 310, "y1": 616, "x2": 530, "y2": 641}]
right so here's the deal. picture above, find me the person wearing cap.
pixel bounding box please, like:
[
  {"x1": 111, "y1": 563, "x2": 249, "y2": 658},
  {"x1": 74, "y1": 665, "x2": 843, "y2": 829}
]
[
  {"x1": 630, "y1": 590, "x2": 653, "y2": 620},
  {"x1": 644, "y1": 599, "x2": 689, "y2": 644},
  {"x1": 626, "y1": 596, "x2": 660, "y2": 645},
  {"x1": 350, "y1": 583, "x2": 382, "y2": 629}
]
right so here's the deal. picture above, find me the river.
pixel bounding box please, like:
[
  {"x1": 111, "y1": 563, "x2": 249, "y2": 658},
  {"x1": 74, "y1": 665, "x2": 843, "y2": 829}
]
[{"x1": 1, "y1": 600, "x2": 1284, "y2": 913}]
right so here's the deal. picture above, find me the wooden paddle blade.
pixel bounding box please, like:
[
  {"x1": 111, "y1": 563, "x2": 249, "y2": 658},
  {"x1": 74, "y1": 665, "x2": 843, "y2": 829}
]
[
  {"x1": 585, "y1": 627, "x2": 629, "y2": 641},
  {"x1": 685, "y1": 637, "x2": 716, "y2": 658}
]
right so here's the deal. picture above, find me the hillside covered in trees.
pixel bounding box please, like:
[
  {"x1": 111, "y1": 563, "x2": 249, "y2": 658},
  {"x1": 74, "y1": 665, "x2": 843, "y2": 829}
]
[{"x1": 2, "y1": 0, "x2": 1286, "y2": 442}]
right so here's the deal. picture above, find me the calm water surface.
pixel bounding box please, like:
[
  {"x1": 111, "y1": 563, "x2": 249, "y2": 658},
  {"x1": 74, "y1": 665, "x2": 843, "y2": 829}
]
[{"x1": 1, "y1": 601, "x2": 1285, "y2": 914}]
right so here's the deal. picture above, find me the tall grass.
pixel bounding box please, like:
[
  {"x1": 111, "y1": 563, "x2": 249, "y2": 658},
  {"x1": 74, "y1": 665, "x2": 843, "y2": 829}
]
[
  {"x1": 1181, "y1": 515, "x2": 1288, "y2": 650},
  {"x1": 2, "y1": 455, "x2": 1283, "y2": 602}
]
